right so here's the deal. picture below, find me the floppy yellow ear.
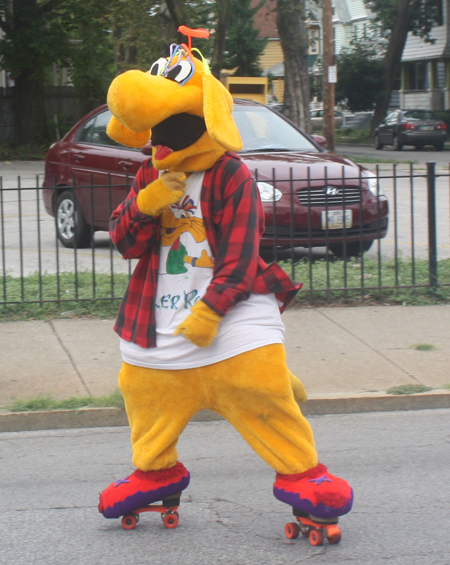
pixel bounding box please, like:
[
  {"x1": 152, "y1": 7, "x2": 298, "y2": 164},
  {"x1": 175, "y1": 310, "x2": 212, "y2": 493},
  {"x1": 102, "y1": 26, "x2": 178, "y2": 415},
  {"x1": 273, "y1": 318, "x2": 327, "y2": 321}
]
[
  {"x1": 106, "y1": 115, "x2": 151, "y2": 148},
  {"x1": 202, "y1": 73, "x2": 243, "y2": 152}
]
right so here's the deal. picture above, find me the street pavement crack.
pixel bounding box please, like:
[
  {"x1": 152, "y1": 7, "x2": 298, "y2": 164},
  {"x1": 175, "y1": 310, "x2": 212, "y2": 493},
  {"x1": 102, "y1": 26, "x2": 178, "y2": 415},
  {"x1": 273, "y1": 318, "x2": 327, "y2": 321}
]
[
  {"x1": 48, "y1": 320, "x2": 92, "y2": 396},
  {"x1": 316, "y1": 309, "x2": 424, "y2": 385}
]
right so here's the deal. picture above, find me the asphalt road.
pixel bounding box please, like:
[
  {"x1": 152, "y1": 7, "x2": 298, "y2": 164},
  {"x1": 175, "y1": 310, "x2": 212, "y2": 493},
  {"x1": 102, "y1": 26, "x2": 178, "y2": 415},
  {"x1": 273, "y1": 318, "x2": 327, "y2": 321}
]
[
  {"x1": 1, "y1": 409, "x2": 449, "y2": 565},
  {"x1": 1, "y1": 151, "x2": 450, "y2": 277}
]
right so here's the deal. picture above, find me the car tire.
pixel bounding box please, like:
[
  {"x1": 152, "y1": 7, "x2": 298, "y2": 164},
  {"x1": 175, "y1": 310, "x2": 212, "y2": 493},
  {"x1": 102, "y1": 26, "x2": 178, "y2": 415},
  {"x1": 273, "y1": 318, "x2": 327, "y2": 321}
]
[
  {"x1": 393, "y1": 135, "x2": 403, "y2": 151},
  {"x1": 374, "y1": 134, "x2": 383, "y2": 150},
  {"x1": 328, "y1": 240, "x2": 373, "y2": 259},
  {"x1": 435, "y1": 142, "x2": 444, "y2": 151},
  {"x1": 55, "y1": 189, "x2": 91, "y2": 248}
]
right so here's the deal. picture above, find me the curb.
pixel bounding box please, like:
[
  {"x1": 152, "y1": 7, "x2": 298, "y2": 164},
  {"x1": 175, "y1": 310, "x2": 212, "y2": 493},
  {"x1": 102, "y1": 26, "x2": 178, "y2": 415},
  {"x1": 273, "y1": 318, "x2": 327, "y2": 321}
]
[{"x1": 1, "y1": 390, "x2": 449, "y2": 433}]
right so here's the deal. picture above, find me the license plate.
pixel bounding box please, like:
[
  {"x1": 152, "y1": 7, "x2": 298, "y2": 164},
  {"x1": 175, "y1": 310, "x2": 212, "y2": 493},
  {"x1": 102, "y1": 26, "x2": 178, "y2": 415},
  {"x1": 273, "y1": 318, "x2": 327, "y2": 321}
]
[
  {"x1": 420, "y1": 125, "x2": 434, "y2": 131},
  {"x1": 321, "y1": 210, "x2": 352, "y2": 229}
]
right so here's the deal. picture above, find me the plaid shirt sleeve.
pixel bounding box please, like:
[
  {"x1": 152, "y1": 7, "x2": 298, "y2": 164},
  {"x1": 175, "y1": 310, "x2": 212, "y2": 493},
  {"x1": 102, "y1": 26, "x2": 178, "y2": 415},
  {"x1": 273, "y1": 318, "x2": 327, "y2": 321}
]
[
  {"x1": 201, "y1": 153, "x2": 301, "y2": 316},
  {"x1": 109, "y1": 159, "x2": 160, "y2": 348},
  {"x1": 109, "y1": 159, "x2": 160, "y2": 259}
]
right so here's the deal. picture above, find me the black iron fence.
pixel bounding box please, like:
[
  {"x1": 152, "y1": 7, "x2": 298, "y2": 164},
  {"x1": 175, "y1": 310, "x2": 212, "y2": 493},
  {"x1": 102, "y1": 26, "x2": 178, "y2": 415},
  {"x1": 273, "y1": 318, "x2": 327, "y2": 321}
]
[{"x1": 1, "y1": 162, "x2": 449, "y2": 309}]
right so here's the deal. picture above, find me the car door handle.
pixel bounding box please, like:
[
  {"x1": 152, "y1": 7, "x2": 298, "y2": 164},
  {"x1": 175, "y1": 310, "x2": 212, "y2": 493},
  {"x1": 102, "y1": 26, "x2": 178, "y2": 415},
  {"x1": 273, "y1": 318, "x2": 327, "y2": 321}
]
[
  {"x1": 118, "y1": 160, "x2": 132, "y2": 168},
  {"x1": 73, "y1": 154, "x2": 85, "y2": 162}
]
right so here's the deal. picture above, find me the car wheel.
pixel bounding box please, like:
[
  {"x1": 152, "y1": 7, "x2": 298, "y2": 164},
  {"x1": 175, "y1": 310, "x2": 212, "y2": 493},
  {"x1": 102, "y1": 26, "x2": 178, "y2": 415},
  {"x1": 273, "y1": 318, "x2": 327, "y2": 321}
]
[
  {"x1": 374, "y1": 134, "x2": 383, "y2": 150},
  {"x1": 55, "y1": 190, "x2": 91, "y2": 248},
  {"x1": 393, "y1": 135, "x2": 403, "y2": 151},
  {"x1": 435, "y1": 142, "x2": 444, "y2": 151},
  {"x1": 328, "y1": 240, "x2": 373, "y2": 259}
]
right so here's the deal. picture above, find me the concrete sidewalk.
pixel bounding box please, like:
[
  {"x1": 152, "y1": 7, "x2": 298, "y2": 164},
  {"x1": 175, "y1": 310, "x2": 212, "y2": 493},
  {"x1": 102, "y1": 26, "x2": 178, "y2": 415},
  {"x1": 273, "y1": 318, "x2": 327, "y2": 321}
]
[{"x1": 1, "y1": 304, "x2": 450, "y2": 431}]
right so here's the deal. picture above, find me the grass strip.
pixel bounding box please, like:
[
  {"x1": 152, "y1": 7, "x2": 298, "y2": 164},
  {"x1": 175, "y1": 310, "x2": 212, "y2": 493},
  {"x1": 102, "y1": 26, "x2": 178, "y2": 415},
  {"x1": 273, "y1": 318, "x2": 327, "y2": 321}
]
[
  {"x1": 387, "y1": 384, "x2": 433, "y2": 395},
  {"x1": 0, "y1": 256, "x2": 449, "y2": 321},
  {"x1": 286, "y1": 256, "x2": 450, "y2": 306},
  {"x1": 4, "y1": 389, "x2": 124, "y2": 412}
]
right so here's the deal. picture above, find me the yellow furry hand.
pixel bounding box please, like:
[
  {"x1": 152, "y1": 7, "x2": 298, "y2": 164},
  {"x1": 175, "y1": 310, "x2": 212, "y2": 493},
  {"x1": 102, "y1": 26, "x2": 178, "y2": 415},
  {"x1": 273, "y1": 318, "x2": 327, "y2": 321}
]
[
  {"x1": 136, "y1": 171, "x2": 186, "y2": 216},
  {"x1": 174, "y1": 300, "x2": 222, "y2": 348},
  {"x1": 184, "y1": 250, "x2": 215, "y2": 269},
  {"x1": 288, "y1": 370, "x2": 308, "y2": 403}
]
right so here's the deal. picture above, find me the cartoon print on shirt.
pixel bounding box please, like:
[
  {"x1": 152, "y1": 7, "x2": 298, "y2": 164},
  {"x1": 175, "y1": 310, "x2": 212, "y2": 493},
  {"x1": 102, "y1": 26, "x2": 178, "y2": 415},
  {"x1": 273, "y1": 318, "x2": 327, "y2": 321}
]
[{"x1": 160, "y1": 194, "x2": 214, "y2": 274}]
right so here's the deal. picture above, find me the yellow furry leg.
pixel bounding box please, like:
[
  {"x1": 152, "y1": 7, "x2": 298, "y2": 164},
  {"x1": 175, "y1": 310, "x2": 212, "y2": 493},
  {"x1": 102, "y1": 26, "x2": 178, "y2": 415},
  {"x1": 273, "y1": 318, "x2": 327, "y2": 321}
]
[
  {"x1": 118, "y1": 362, "x2": 204, "y2": 471},
  {"x1": 119, "y1": 345, "x2": 316, "y2": 475},
  {"x1": 205, "y1": 344, "x2": 318, "y2": 474}
]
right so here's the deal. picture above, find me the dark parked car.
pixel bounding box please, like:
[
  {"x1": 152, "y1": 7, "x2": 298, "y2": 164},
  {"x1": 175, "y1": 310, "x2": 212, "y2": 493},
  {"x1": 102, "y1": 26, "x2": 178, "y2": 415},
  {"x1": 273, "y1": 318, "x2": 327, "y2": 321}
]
[
  {"x1": 42, "y1": 99, "x2": 389, "y2": 258},
  {"x1": 374, "y1": 109, "x2": 447, "y2": 151}
]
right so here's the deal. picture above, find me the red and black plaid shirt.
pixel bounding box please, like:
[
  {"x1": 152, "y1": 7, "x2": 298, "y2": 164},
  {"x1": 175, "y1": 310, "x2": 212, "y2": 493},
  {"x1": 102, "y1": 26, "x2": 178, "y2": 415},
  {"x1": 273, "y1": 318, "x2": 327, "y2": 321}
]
[{"x1": 110, "y1": 152, "x2": 302, "y2": 348}]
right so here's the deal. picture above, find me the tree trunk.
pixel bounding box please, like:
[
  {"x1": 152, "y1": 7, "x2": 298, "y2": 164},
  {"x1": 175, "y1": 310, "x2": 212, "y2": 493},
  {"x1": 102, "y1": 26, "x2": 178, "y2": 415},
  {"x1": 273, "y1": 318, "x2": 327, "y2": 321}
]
[
  {"x1": 13, "y1": 73, "x2": 48, "y2": 147},
  {"x1": 276, "y1": 0, "x2": 311, "y2": 132},
  {"x1": 210, "y1": 0, "x2": 232, "y2": 79},
  {"x1": 10, "y1": 0, "x2": 48, "y2": 146},
  {"x1": 371, "y1": 0, "x2": 420, "y2": 132}
]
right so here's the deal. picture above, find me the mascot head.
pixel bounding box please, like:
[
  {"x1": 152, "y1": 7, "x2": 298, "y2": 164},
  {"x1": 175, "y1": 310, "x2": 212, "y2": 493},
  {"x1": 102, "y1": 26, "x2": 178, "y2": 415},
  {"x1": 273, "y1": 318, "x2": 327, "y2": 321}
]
[{"x1": 106, "y1": 26, "x2": 242, "y2": 172}]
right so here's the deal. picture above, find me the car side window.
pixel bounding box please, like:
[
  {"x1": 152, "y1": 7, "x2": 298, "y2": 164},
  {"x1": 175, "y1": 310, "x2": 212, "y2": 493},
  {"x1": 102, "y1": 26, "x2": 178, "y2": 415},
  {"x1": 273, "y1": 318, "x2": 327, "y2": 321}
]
[
  {"x1": 385, "y1": 111, "x2": 399, "y2": 125},
  {"x1": 90, "y1": 110, "x2": 120, "y2": 147},
  {"x1": 76, "y1": 110, "x2": 120, "y2": 147},
  {"x1": 77, "y1": 116, "x2": 96, "y2": 142}
]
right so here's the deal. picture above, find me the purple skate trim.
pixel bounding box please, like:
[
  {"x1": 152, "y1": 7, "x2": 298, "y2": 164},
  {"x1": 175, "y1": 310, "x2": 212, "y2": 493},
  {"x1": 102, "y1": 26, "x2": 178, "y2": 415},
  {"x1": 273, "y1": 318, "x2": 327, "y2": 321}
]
[
  {"x1": 273, "y1": 486, "x2": 354, "y2": 519},
  {"x1": 102, "y1": 474, "x2": 190, "y2": 519}
]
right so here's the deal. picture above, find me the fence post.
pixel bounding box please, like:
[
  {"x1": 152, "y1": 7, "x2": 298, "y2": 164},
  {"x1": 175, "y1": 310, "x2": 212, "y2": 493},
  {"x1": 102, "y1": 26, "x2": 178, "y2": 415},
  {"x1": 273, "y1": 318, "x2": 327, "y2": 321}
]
[{"x1": 426, "y1": 161, "x2": 438, "y2": 291}]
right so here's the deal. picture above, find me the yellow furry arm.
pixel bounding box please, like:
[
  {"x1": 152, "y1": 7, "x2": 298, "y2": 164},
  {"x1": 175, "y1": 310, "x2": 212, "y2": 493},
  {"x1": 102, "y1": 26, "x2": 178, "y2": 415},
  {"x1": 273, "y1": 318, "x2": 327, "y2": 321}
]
[
  {"x1": 288, "y1": 370, "x2": 308, "y2": 403},
  {"x1": 136, "y1": 171, "x2": 186, "y2": 216},
  {"x1": 174, "y1": 300, "x2": 222, "y2": 348}
]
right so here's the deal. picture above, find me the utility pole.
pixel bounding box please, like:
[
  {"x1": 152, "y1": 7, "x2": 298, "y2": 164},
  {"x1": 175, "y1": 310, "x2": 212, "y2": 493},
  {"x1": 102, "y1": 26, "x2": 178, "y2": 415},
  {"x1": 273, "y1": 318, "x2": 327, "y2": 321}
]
[{"x1": 322, "y1": 0, "x2": 335, "y2": 151}]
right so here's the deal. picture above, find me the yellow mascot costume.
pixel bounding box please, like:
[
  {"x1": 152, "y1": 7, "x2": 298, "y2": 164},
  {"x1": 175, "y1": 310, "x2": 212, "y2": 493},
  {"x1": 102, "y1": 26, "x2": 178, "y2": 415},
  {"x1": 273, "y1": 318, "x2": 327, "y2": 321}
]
[{"x1": 98, "y1": 27, "x2": 353, "y2": 541}]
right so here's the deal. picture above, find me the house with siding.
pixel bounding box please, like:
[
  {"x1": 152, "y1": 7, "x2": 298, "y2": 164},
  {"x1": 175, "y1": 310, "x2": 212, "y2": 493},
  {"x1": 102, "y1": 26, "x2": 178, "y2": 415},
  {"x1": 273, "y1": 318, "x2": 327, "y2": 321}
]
[
  {"x1": 253, "y1": 0, "x2": 377, "y2": 103},
  {"x1": 399, "y1": 1, "x2": 450, "y2": 110}
]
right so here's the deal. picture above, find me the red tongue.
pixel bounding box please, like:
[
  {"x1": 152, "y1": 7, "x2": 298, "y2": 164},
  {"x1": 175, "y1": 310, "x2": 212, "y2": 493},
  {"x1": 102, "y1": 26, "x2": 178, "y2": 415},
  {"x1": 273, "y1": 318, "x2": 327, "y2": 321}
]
[{"x1": 155, "y1": 145, "x2": 173, "y2": 160}]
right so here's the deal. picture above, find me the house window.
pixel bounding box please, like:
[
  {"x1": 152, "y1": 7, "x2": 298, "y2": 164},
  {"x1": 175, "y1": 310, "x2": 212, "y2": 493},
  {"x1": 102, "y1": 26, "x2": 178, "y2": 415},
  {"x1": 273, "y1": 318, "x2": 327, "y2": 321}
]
[
  {"x1": 407, "y1": 62, "x2": 428, "y2": 90},
  {"x1": 308, "y1": 27, "x2": 320, "y2": 55}
]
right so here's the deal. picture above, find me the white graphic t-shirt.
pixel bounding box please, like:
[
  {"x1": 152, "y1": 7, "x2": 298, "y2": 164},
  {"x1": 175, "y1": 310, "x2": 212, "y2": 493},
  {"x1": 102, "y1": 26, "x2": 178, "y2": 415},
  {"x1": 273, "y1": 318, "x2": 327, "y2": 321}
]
[{"x1": 120, "y1": 171, "x2": 284, "y2": 369}]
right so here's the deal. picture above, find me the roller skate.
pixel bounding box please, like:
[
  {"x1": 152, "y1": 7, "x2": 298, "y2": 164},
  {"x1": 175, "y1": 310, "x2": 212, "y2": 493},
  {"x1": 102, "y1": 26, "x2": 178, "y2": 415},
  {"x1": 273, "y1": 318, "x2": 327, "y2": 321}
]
[
  {"x1": 98, "y1": 461, "x2": 190, "y2": 530},
  {"x1": 273, "y1": 463, "x2": 353, "y2": 546}
]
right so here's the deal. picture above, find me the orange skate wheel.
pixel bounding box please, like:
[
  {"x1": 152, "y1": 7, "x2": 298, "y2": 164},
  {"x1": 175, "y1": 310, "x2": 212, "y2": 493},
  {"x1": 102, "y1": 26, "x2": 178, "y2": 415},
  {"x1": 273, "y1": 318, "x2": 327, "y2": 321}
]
[
  {"x1": 309, "y1": 529, "x2": 324, "y2": 546},
  {"x1": 163, "y1": 512, "x2": 179, "y2": 529},
  {"x1": 327, "y1": 525, "x2": 342, "y2": 544},
  {"x1": 121, "y1": 514, "x2": 138, "y2": 530},
  {"x1": 285, "y1": 522, "x2": 300, "y2": 539}
]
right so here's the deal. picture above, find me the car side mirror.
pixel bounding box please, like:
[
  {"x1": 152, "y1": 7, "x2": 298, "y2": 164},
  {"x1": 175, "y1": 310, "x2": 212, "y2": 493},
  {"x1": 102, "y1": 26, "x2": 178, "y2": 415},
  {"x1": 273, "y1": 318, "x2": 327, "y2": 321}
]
[
  {"x1": 311, "y1": 134, "x2": 327, "y2": 149},
  {"x1": 141, "y1": 141, "x2": 153, "y2": 156}
]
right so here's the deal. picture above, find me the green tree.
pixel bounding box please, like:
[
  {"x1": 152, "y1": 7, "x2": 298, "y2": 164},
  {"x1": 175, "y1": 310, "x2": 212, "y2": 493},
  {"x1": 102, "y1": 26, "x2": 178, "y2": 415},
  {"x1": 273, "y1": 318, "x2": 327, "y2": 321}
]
[
  {"x1": 222, "y1": 0, "x2": 267, "y2": 76},
  {"x1": 364, "y1": 0, "x2": 443, "y2": 130},
  {"x1": 0, "y1": 0, "x2": 72, "y2": 146},
  {"x1": 0, "y1": 0, "x2": 116, "y2": 146},
  {"x1": 336, "y1": 45, "x2": 385, "y2": 112}
]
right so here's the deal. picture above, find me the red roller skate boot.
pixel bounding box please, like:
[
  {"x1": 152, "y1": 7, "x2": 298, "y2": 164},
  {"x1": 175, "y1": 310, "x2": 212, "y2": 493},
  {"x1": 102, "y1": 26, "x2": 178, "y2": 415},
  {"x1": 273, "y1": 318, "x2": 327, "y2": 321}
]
[
  {"x1": 274, "y1": 463, "x2": 353, "y2": 545},
  {"x1": 98, "y1": 461, "x2": 190, "y2": 520}
]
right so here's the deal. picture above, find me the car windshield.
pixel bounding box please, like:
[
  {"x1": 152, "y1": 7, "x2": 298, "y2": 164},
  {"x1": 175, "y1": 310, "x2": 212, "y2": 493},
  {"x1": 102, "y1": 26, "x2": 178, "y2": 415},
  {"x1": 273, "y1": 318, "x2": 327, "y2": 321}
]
[
  {"x1": 403, "y1": 110, "x2": 438, "y2": 120},
  {"x1": 233, "y1": 105, "x2": 318, "y2": 153}
]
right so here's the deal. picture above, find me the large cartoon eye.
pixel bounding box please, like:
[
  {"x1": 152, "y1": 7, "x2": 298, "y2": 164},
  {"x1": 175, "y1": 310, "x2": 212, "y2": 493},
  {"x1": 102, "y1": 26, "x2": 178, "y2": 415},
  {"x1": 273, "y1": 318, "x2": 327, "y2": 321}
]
[
  {"x1": 149, "y1": 58, "x2": 168, "y2": 76},
  {"x1": 165, "y1": 60, "x2": 193, "y2": 84}
]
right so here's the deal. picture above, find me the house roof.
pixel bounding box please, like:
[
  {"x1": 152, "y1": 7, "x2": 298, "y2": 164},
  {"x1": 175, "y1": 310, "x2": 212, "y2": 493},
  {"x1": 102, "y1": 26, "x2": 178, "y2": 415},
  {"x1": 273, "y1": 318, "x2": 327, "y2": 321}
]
[
  {"x1": 253, "y1": 0, "x2": 278, "y2": 38},
  {"x1": 402, "y1": 26, "x2": 450, "y2": 62}
]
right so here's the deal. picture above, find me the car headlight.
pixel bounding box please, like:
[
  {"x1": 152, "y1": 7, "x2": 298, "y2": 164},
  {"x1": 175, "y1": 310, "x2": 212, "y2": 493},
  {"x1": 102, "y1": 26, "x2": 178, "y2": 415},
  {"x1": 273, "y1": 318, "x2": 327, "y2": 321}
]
[
  {"x1": 364, "y1": 172, "x2": 383, "y2": 196},
  {"x1": 257, "y1": 182, "x2": 283, "y2": 202}
]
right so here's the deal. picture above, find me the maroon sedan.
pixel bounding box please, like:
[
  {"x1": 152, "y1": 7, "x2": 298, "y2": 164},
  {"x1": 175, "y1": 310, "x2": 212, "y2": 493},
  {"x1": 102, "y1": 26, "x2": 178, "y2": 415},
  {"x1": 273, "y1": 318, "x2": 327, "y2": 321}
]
[{"x1": 42, "y1": 99, "x2": 388, "y2": 258}]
